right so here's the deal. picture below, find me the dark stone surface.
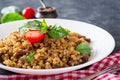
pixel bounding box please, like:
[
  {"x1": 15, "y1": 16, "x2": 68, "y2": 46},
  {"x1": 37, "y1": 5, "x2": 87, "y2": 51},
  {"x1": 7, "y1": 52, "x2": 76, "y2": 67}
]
[{"x1": 0, "y1": 0, "x2": 120, "y2": 74}]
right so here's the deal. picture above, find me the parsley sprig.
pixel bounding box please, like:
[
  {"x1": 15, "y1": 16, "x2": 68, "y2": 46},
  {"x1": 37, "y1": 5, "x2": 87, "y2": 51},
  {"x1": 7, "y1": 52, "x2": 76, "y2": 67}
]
[{"x1": 25, "y1": 52, "x2": 35, "y2": 62}]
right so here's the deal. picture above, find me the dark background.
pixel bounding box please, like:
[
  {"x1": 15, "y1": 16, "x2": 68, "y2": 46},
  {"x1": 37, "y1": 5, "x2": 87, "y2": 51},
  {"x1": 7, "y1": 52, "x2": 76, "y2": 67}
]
[{"x1": 0, "y1": 0, "x2": 120, "y2": 74}]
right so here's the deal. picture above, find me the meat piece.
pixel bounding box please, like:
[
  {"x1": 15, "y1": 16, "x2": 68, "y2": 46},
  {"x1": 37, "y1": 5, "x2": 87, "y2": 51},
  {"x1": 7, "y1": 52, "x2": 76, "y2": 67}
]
[
  {"x1": 13, "y1": 50, "x2": 28, "y2": 58},
  {"x1": 0, "y1": 52, "x2": 3, "y2": 56},
  {"x1": 78, "y1": 35, "x2": 85, "y2": 38},
  {"x1": 85, "y1": 38, "x2": 91, "y2": 43},
  {"x1": 75, "y1": 39, "x2": 82, "y2": 45},
  {"x1": 19, "y1": 55, "x2": 27, "y2": 63},
  {"x1": 33, "y1": 43, "x2": 40, "y2": 48},
  {"x1": 81, "y1": 54, "x2": 90, "y2": 63}
]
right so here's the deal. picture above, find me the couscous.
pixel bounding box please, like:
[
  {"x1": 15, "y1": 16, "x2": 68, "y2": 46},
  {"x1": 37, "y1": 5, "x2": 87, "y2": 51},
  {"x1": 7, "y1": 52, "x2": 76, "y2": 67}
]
[{"x1": 0, "y1": 20, "x2": 91, "y2": 69}]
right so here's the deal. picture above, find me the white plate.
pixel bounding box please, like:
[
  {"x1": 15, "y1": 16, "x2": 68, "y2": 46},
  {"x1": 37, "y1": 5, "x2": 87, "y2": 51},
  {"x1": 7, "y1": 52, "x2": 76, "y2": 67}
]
[{"x1": 0, "y1": 19, "x2": 115, "y2": 75}]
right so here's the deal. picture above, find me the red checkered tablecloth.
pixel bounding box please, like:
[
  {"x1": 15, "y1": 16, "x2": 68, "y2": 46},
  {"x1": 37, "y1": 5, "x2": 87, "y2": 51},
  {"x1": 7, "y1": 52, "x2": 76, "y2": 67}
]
[{"x1": 0, "y1": 51, "x2": 120, "y2": 80}]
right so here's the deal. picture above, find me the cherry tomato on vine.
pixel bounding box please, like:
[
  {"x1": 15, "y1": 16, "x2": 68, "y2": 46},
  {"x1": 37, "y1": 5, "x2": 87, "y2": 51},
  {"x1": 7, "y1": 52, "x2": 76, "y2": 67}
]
[
  {"x1": 25, "y1": 30, "x2": 44, "y2": 43},
  {"x1": 22, "y1": 7, "x2": 35, "y2": 19}
]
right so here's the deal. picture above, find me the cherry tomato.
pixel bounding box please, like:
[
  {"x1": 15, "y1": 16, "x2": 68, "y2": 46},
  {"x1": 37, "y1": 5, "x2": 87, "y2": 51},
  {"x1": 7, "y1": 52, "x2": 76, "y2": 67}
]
[
  {"x1": 25, "y1": 30, "x2": 44, "y2": 43},
  {"x1": 22, "y1": 7, "x2": 35, "y2": 19}
]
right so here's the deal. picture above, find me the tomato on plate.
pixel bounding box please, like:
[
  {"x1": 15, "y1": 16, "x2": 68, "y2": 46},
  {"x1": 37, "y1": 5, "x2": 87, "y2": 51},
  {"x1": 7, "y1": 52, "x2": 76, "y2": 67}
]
[
  {"x1": 22, "y1": 7, "x2": 35, "y2": 19},
  {"x1": 25, "y1": 30, "x2": 44, "y2": 43}
]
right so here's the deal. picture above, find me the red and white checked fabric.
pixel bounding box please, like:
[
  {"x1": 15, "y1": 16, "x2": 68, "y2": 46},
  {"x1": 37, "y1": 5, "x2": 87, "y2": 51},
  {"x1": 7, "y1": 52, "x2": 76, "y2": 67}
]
[{"x1": 0, "y1": 51, "x2": 120, "y2": 80}]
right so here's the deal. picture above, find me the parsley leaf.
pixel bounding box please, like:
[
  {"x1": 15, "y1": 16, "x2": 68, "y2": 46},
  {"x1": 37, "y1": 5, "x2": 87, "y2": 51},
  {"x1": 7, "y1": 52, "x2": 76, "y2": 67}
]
[
  {"x1": 48, "y1": 25, "x2": 70, "y2": 39},
  {"x1": 76, "y1": 42, "x2": 91, "y2": 54},
  {"x1": 25, "y1": 52, "x2": 35, "y2": 62}
]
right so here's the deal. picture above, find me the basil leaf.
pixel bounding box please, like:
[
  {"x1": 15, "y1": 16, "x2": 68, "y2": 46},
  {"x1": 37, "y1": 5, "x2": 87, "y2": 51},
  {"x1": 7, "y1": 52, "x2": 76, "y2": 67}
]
[
  {"x1": 18, "y1": 20, "x2": 41, "y2": 33},
  {"x1": 1, "y1": 13, "x2": 25, "y2": 23},
  {"x1": 41, "y1": 19, "x2": 48, "y2": 33},
  {"x1": 23, "y1": 20, "x2": 41, "y2": 29},
  {"x1": 18, "y1": 19, "x2": 48, "y2": 34},
  {"x1": 76, "y1": 42, "x2": 91, "y2": 54},
  {"x1": 25, "y1": 52, "x2": 35, "y2": 62},
  {"x1": 48, "y1": 25, "x2": 70, "y2": 39}
]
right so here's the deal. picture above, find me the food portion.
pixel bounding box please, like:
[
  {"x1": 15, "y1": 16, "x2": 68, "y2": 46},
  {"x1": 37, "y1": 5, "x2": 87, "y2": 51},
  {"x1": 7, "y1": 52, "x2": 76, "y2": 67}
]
[{"x1": 0, "y1": 20, "x2": 91, "y2": 69}]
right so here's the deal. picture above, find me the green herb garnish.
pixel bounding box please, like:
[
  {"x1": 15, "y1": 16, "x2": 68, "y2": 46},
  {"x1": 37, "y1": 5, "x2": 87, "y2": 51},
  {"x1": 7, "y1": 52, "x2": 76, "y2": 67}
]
[
  {"x1": 18, "y1": 19, "x2": 48, "y2": 33},
  {"x1": 19, "y1": 19, "x2": 70, "y2": 39},
  {"x1": 76, "y1": 42, "x2": 91, "y2": 54},
  {"x1": 1, "y1": 13, "x2": 25, "y2": 23},
  {"x1": 41, "y1": 19, "x2": 48, "y2": 33},
  {"x1": 19, "y1": 20, "x2": 41, "y2": 33},
  {"x1": 25, "y1": 52, "x2": 35, "y2": 62},
  {"x1": 48, "y1": 25, "x2": 70, "y2": 39}
]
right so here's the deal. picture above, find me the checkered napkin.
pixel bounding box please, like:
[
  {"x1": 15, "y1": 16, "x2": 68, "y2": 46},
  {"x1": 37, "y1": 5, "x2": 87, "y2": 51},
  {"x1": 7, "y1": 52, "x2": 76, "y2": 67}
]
[{"x1": 0, "y1": 51, "x2": 120, "y2": 80}]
